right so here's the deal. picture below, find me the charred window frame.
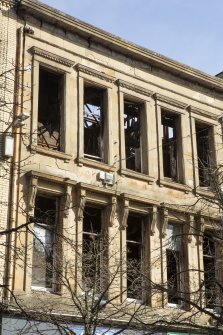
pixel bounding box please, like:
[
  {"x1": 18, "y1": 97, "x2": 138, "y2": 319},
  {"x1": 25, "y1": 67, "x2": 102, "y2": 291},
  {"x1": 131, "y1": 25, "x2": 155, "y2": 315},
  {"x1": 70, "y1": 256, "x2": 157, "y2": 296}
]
[
  {"x1": 37, "y1": 67, "x2": 64, "y2": 151},
  {"x1": 161, "y1": 111, "x2": 180, "y2": 182},
  {"x1": 124, "y1": 100, "x2": 142, "y2": 172},
  {"x1": 166, "y1": 223, "x2": 183, "y2": 305},
  {"x1": 126, "y1": 214, "x2": 144, "y2": 301},
  {"x1": 82, "y1": 206, "x2": 107, "y2": 293},
  {"x1": 32, "y1": 194, "x2": 59, "y2": 291},
  {"x1": 195, "y1": 122, "x2": 214, "y2": 187},
  {"x1": 84, "y1": 84, "x2": 107, "y2": 162},
  {"x1": 203, "y1": 232, "x2": 217, "y2": 308}
]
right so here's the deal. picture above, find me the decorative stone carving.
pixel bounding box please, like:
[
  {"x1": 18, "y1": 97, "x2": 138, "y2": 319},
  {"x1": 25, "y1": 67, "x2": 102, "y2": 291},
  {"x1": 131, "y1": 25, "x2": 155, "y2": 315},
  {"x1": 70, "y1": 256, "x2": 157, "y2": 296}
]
[
  {"x1": 183, "y1": 214, "x2": 194, "y2": 243},
  {"x1": 30, "y1": 46, "x2": 75, "y2": 67},
  {"x1": 150, "y1": 205, "x2": 157, "y2": 235},
  {"x1": 161, "y1": 207, "x2": 168, "y2": 238},
  {"x1": 116, "y1": 79, "x2": 153, "y2": 97},
  {"x1": 76, "y1": 64, "x2": 115, "y2": 83},
  {"x1": 104, "y1": 196, "x2": 117, "y2": 227},
  {"x1": 120, "y1": 197, "x2": 129, "y2": 230},
  {"x1": 77, "y1": 189, "x2": 86, "y2": 221},
  {"x1": 197, "y1": 215, "x2": 205, "y2": 245},
  {"x1": 63, "y1": 183, "x2": 73, "y2": 218},
  {"x1": 28, "y1": 175, "x2": 38, "y2": 214}
]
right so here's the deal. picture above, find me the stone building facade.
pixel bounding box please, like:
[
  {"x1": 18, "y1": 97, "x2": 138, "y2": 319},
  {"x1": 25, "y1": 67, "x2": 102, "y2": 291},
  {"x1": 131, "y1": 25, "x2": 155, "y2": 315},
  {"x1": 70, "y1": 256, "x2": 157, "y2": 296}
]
[{"x1": 1, "y1": 0, "x2": 223, "y2": 334}]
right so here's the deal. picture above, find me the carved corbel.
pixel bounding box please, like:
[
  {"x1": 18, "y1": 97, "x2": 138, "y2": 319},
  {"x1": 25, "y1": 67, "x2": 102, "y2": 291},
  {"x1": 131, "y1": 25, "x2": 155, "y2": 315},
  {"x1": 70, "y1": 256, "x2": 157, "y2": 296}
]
[
  {"x1": 161, "y1": 207, "x2": 168, "y2": 238},
  {"x1": 183, "y1": 214, "x2": 194, "y2": 243},
  {"x1": 28, "y1": 175, "x2": 38, "y2": 214},
  {"x1": 197, "y1": 215, "x2": 205, "y2": 245},
  {"x1": 77, "y1": 189, "x2": 86, "y2": 221},
  {"x1": 120, "y1": 197, "x2": 129, "y2": 230},
  {"x1": 104, "y1": 196, "x2": 117, "y2": 227},
  {"x1": 63, "y1": 183, "x2": 73, "y2": 218},
  {"x1": 150, "y1": 205, "x2": 158, "y2": 235}
]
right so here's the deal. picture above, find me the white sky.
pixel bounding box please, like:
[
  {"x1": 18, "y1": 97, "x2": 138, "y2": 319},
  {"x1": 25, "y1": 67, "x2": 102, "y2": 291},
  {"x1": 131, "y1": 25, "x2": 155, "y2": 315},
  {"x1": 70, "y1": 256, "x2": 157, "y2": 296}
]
[{"x1": 41, "y1": 0, "x2": 223, "y2": 76}]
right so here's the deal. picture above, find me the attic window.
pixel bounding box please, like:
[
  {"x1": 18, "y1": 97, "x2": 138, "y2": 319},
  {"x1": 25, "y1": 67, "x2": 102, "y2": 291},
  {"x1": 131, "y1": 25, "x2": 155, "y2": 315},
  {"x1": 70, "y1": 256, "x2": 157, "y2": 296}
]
[
  {"x1": 124, "y1": 101, "x2": 141, "y2": 172},
  {"x1": 84, "y1": 85, "x2": 105, "y2": 161},
  {"x1": 38, "y1": 67, "x2": 64, "y2": 151},
  {"x1": 161, "y1": 112, "x2": 178, "y2": 181},
  {"x1": 196, "y1": 123, "x2": 213, "y2": 187}
]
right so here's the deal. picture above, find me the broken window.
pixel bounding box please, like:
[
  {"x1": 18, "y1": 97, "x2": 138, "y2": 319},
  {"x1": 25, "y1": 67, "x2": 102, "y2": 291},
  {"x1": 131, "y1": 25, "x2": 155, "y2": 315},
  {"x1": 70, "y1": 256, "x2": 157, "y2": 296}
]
[
  {"x1": 127, "y1": 215, "x2": 143, "y2": 300},
  {"x1": 162, "y1": 112, "x2": 179, "y2": 181},
  {"x1": 38, "y1": 67, "x2": 64, "y2": 151},
  {"x1": 32, "y1": 195, "x2": 58, "y2": 290},
  {"x1": 82, "y1": 207, "x2": 105, "y2": 292},
  {"x1": 166, "y1": 224, "x2": 182, "y2": 304},
  {"x1": 124, "y1": 100, "x2": 141, "y2": 172},
  {"x1": 196, "y1": 123, "x2": 213, "y2": 187},
  {"x1": 84, "y1": 85, "x2": 106, "y2": 161},
  {"x1": 203, "y1": 232, "x2": 216, "y2": 308}
]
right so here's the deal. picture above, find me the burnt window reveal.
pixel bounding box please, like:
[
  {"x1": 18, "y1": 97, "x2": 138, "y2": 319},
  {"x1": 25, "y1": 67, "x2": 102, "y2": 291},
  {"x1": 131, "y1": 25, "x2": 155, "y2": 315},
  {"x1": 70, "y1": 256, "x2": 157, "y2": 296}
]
[
  {"x1": 166, "y1": 224, "x2": 183, "y2": 305},
  {"x1": 127, "y1": 215, "x2": 143, "y2": 300},
  {"x1": 162, "y1": 112, "x2": 179, "y2": 181},
  {"x1": 203, "y1": 232, "x2": 216, "y2": 308},
  {"x1": 84, "y1": 85, "x2": 106, "y2": 161},
  {"x1": 196, "y1": 123, "x2": 213, "y2": 187},
  {"x1": 82, "y1": 207, "x2": 105, "y2": 292},
  {"x1": 124, "y1": 101, "x2": 141, "y2": 172},
  {"x1": 32, "y1": 195, "x2": 58, "y2": 290},
  {"x1": 38, "y1": 67, "x2": 64, "y2": 151}
]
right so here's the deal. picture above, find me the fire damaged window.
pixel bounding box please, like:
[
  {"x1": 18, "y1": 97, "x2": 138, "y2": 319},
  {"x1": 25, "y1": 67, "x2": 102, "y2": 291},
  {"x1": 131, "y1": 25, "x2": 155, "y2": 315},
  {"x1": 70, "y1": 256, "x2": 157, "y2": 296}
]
[
  {"x1": 32, "y1": 195, "x2": 58, "y2": 291},
  {"x1": 84, "y1": 85, "x2": 106, "y2": 162},
  {"x1": 196, "y1": 123, "x2": 213, "y2": 187},
  {"x1": 203, "y1": 232, "x2": 216, "y2": 308},
  {"x1": 127, "y1": 215, "x2": 143, "y2": 300},
  {"x1": 166, "y1": 224, "x2": 183, "y2": 305},
  {"x1": 161, "y1": 112, "x2": 180, "y2": 181},
  {"x1": 38, "y1": 67, "x2": 64, "y2": 151},
  {"x1": 82, "y1": 207, "x2": 105, "y2": 292},
  {"x1": 124, "y1": 101, "x2": 141, "y2": 172}
]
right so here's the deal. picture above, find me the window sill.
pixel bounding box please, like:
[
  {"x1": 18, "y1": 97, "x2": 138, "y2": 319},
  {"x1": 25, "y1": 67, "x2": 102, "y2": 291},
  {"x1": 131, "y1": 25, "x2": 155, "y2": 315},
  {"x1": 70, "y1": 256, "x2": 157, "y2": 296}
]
[
  {"x1": 159, "y1": 178, "x2": 191, "y2": 193},
  {"x1": 31, "y1": 286, "x2": 53, "y2": 293},
  {"x1": 196, "y1": 187, "x2": 215, "y2": 198},
  {"x1": 78, "y1": 157, "x2": 115, "y2": 172},
  {"x1": 31, "y1": 145, "x2": 72, "y2": 162},
  {"x1": 121, "y1": 168, "x2": 155, "y2": 184}
]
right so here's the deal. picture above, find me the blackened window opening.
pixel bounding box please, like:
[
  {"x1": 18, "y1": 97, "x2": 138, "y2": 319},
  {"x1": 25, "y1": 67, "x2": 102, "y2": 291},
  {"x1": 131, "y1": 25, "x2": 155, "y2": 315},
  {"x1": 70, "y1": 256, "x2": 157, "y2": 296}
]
[
  {"x1": 84, "y1": 86, "x2": 104, "y2": 161},
  {"x1": 83, "y1": 207, "x2": 103, "y2": 292},
  {"x1": 127, "y1": 215, "x2": 143, "y2": 300},
  {"x1": 196, "y1": 124, "x2": 212, "y2": 187},
  {"x1": 32, "y1": 195, "x2": 57, "y2": 289},
  {"x1": 38, "y1": 68, "x2": 63, "y2": 151},
  {"x1": 124, "y1": 101, "x2": 141, "y2": 172},
  {"x1": 166, "y1": 249, "x2": 180, "y2": 304},
  {"x1": 162, "y1": 112, "x2": 178, "y2": 180},
  {"x1": 203, "y1": 233, "x2": 216, "y2": 308}
]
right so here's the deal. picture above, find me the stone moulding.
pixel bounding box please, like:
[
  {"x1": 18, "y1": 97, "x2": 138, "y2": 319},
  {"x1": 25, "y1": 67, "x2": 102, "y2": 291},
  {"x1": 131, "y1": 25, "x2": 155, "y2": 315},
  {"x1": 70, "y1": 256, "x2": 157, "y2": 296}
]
[
  {"x1": 76, "y1": 64, "x2": 115, "y2": 83},
  {"x1": 0, "y1": 0, "x2": 16, "y2": 8},
  {"x1": 154, "y1": 93, "x2": 188, "y2": 110},
  {"x1": 30, "y1": 46, "x2": 75, "y2": 67},
  {"x1": 188, "y1": 105, "x2": 218, "y2": 121},
  {"x1": 116, "y1": 79, "x2": 153, "y2": 97}
]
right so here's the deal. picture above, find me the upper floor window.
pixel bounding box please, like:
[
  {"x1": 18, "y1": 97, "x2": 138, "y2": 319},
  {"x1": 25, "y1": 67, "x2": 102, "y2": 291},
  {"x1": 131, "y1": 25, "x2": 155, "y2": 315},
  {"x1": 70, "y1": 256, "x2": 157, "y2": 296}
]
[
  {"x1": 196, "y1": 122, "x2": 214, "y2": 187},
  {"x1": 38, "y1": 67, "x2": 64, "y2": 151},
  {"x1": 124, "y1": 100, "x2": 142, "y2": 172},
  {"x1": 126, "y1": 214, "x2": 144, "y2": 301},
  {"x1": 203, "y1": 232, "x2": 216, "y2": 308},
  {"x1": 84, "y1": 84, "x2": 106, "y2": 162},
  {"x1": 166, "y1": 223, "x2": 183, "y2": 305},
  {"x1": 32, "y1": 195, "x2": 59, "y2": 291},
  {"x1": 161, "y1": 111, "x2": 180, "y2": 181}
]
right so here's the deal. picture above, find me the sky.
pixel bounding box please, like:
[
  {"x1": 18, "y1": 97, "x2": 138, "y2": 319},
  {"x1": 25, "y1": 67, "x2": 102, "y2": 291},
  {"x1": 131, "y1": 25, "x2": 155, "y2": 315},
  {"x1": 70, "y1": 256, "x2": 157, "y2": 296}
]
[{"x1": 41, "y1": 0, "x2": 223, "y2": 76}]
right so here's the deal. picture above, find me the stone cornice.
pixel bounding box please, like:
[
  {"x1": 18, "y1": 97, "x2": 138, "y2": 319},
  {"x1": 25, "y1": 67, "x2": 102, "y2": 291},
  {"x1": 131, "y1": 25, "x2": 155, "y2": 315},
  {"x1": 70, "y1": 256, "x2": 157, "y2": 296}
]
[
  {"x1": 27, "y1": 170, "x2": 76, "y2": 186},
  {"x1": 19, "y1": 0, "x2": 223, "y2": 93},
  {"x1": 188, "y1": 105, "x2": 218, "y2": 121},
  {"x1": 0, "y1": 0, "x2": 16, "y2": 8},
  {"x1": 76, "y1": 64, "x2": 115, "y2": 83},
  {"x1": 30, "y1": 46, "x2": 75, "y2": 67},
  {"x1": 116, "y1": 79, "x2": 153, "y2": 97},
  {"x1": 154, "y1": 93, "x2": 188, "y2": 110}
]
